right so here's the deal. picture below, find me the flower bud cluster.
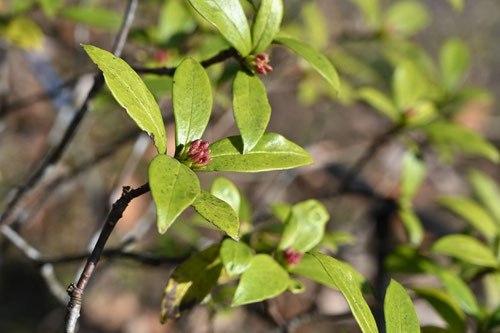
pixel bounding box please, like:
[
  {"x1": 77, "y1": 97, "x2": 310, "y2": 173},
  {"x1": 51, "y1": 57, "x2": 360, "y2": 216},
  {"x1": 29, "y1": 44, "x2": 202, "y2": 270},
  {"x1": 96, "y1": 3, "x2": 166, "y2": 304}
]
[
  {"x1": 187, "y1": 139, "x2": 212, "y2": 166},
  {"x1": 284, "y1": 247, "x2": 303, "y2": 265},
  {"x1": 246, "y1": 53, "x2": 273, "y2": 75}
]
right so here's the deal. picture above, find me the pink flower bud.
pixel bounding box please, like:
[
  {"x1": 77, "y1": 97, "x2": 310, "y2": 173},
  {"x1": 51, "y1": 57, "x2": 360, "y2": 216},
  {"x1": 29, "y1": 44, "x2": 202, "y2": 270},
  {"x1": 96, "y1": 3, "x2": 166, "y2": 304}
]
[
  {"x1": 284, "y1": 247, "x2": 304, "y2": 265},
  {"x1": 186, "y1": 139, "x2": 212, "y2": 167}
]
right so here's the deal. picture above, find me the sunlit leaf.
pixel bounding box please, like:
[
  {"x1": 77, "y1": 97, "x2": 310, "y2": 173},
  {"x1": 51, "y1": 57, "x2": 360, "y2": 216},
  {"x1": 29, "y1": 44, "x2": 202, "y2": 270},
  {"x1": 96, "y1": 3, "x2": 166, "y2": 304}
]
[
  {"x1": 393, "y1": 60, "x2": 428, "y2": 110},
  {"x1": 398, "y1": 207, "x2": 424, "y2": 247},
  {"x1": 63, "y1": 6, "x2": 122, "y2": 31},
  {"x1": 384, "y1": 279, "x2": 420, "y2": 333},
  {"x1": 82, "y1": 45, "x2": 167, "y2": 154},
  {"x1": 149, "y1": 155, "x2": 200, "y2": 233},
  {"x1": 440, "y1": 38, "x2": 470, "y2": 91},
  {"x1": 432, "y1": 234, "x2": 498, "y2": 268},
  {"x1": 210, "y1": 177, "x2": 241, "y2": 214},
  {"x1": 467, "y1": 169, "x2": 500, "y2": 225},
  {"x1": 5, "y1": 17, "x2": 43, "y2": 50},
  {"x1": 232, "y1": 254, "x2": 289, "y2": 306},
  {"x1": 358, "y1": 87, "x2": 400, "y2": 122},
  {"x1": 384, "y1": 1, "x2": 429, "y2": 36},
  {"x1": 435, "y1": 270, "x2": 480, "y2": 317},
  {"x1": 401, "y1": 151, "x2": 426, "y2": 201},
  {"x1": 271, "y1": 202, "x2": 292, "y2": 223},
  {"x1": 252, "y1": 0, "x2": 283, "y2": 53},
  {"x1": 301, "y1": 1, "x2": 328, "y2": 49},
  {"x1": 220, "y1": 239, "x2": 253, "y2": 275}
]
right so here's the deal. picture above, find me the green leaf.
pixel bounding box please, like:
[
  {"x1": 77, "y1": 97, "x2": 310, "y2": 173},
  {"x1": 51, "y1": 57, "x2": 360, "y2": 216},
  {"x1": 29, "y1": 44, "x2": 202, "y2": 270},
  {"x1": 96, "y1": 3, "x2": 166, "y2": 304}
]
[
  {"x1": 203, "y1": 133, "x2": 313, "y2": 172},
  {"x1": 349, "y1": 0, "x2": 380, "y2": 25},
  {"x1": 435, "y1": 270, "x2": 480, "y2": 317},
  {"x1": 161, "y1": 245, "x2": 222, "y2": 321},
  {"x1": 401, "y1": 151, "x2": 426, "y2": 201},
  {"x1": 321, "y1": 231, "x2": 356, "y2": 253},
  {"x1": 82, "y1": 45, "x2": 167, "y2": 154},
  {"x1": 173, "y1": 58, "x2": 213, "y2": 148},
  {"x1": 311, "y1": 252, "x2": 378, "y2": 333},
  {"x1": 210, "y1": 177, "x2": 241, "y2": 214},
  {"x1": 398, "y1": 207, "x2": 424, "y2": 247},
  {"x1": 37, "y1": 0, "x2": 64, "y2": 18},
  {"x1": 271, "y1": 202, "x2": 292, "y2": 223},
  {"x1": 149, "y1": 155, "x2": 200, "y2": 234},
  {"x1": 232, "y1": 254, "x2": 289, "y2": 306},
  {"x1": 301, "y1": 1, "x2": 329, "y2": 49},
  {"x1": 384, "y1": 1, "x2": 430, "y2": 37},
  {"x1": 220, "y1": 239, "x2": 253, "y2": 275},
  {"x1": 424, "y1": 121, "x2": 499, "y2": 163},
  {"x1": 468, "y1": 169, "x2": 500, "y2": 225},
  {"x1": 384, "y1": 279, "x2": 420, "y2": 333},
  {"x1": 5, "y1": 17, "x2": 43, "y2": 50},
  {"x1": 279, "y1": 200, "x2": 330, "y2": 252},
  {"x1": 393, "y1": 60, "x2": 428, "y2": 110},
  {"x1": 447, "y1": 0, "x2": 464, "y2": 12},
  {"x1": 238, "y1": 190, "x2": 253, "y2": 226},
  {"x1": 432, "y1": 235, "x2": 498, "y2": 268},
  {"x1": 358, "y1": 87, "x2": 400, "y2": 123},
  {"x1": 157, "y1": 0, "x2": 196, "y2": 43},
  {"x1": 412, "y1": 287, "x2": 466, "y2": 333},
  {"x1": 192, "y1": 190, "x2": 239, "y2": 239},
  {"x1": 232, "y1": 70, "x2": 271, "y2": 153},
  {"x1": 275, "y1": 37, "x2": 340, "y2": 92},
  {"x1": 438, "y1": 196, "x2": 498, "y2": 239},
  {"x1": 63, "y1": 6, "x2": 122, "y2": 31},
  {"x1": 291, "y1": 254, "x2": 372, "y2": 294},
  {"x1": 187, "y1": 0, "x2": 252, "y2": 56},
  {"x1": 252, "y1": 0, "x2": 283, "y2": 53},
  {"x1": 440, "y1": 38, "x2": 470, "y2": 91}
]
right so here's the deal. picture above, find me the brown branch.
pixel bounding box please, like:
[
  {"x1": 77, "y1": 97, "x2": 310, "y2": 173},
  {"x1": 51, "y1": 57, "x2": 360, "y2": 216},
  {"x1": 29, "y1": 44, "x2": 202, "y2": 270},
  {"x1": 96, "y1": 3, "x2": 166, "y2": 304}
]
[
  {"x1": 133, "y1": 47, "x2": 240, "y2": 75},
  {"x1": 0, "y1": 0, "x2": 138, "y2": 227},
  {"x1": 65, "y1": 182, "x2": 150, "y2": 333}
]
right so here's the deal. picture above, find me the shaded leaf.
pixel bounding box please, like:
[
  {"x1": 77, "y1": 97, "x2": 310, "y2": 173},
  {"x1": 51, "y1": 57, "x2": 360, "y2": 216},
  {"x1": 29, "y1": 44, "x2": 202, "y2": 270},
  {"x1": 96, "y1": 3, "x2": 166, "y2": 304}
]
[
  {"x1": 349, "y1": 0, "x2": 380, "y2": 25},
  {"x1": 311, "y1": 252, "x2": 378, "y2": 333},
  {"x1": 232, "y1": 70, "x2": 271, "y2": 153},
  {"x1": 440, "y1": 38, "x2": 469, "y2": 91},
  {"x1": 301, "y1": 1, "x2": 329, "y2": 49},
  {"x1": 220, "y1": 239, "x2": 253, "y2": 275},
  {"x1": 192, "y1": 190, "x2": 239, "y2": 240},
  {"x1": 467, "y1": 169, "x2": 500, "y2": 225},
  {"x1": 275, "y1": 37, "x2": 340, "y2": 92},
  {"x1": 204, "y1": 133, "x2": 313, "y2": 172},
  {"x1": 438, "y1": 196, "x2": 498, "y2": 239},
  {"x1": 401, "y1": 151, "x2": 426, "y2": 201},
  {"x1": 173, "y1": 58, "x2": 213, "y2": 148},
  {"x1": 393, "y1": 60, "x2": 428, "y2": 110},
  {"x1": 412, "y1": 287, "x2": 466, "y2": 333},
  {"x1": 398, "y1": 207, "x2": 424, "y2": 247},
  {"x1": 238, "y1": 190, "x2": 253, "y2": 226},
  {"x1": 435, "y1": 270, "x2": 480, "y2": 317},
  {"x1": 321, "y1": 231, "x2": 356, "y2": 253},
  {"x1": 210, "y1": 177, "x2": 241, "y2": 214},
  {"x1": 279, "y1": 200, "x2": 330, "y2": 252},
  {"x1": 83, "y1": 45, "x2": 167, "y2": 154},
  {"x1": 38, "y1": 0, "x2": 64, "y2": 18},
  {"x1": 161, "y1": 245, "x2": 222, "y2": 321},
  {"x1": 271, "y1": 202, "x2": 292, "y2": 223},
  {"x1": 384, "y1": 279, "x2": 420, "y2": 333},
  {"x1": 252, "y1": 0, "x2": 283, "y2": 53},
  {"x1": 149, "y1": 155, "x2": 200, "y2": 233},
  {"x1": 432, "y1": 234, "x2": 498, "y2": 268},
  {"x1": 358, "y1": 87, "x2": 400, "y2": 122},
  {"x1": 157, "y1": 0, "x2": 196, "y2": 42},
  {"x1": 232, "y1": 254, "x2": 289, "y2": 306},
  {"x1": 187, "y1": 0, "x2": 252, "y2": 56}
]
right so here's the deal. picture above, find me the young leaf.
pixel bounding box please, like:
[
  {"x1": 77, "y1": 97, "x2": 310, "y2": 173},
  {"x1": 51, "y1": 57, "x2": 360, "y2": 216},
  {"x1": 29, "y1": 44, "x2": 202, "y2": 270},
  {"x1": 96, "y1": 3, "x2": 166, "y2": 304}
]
[
  {"x1": 398, "y1": 207, "x2": 424, "y2": 247},
  {"x1": 161, "y1": 245, "x2": 222, "y2": 321},
  {"x1": 232, "y1": 254, "x2": 289, "y2": 306},
  {"x1": 220, "y1": 239, "x2": 253, "y2": 275},
  {"x1": 384, "y1": 280, "x2": 420, "y2": 333},
  {"x1": 392, "y1": 60, "x2": 428, "y2": 110},
  {"x1": 432, "y1": 235, "x2": 498, "y2": 268},
  {"x1": 440, "y1": 38, "x2": 470, "y2": 92},
  {"x1": 274, "y1": 37, "x2": 340, "y2": 92},
  {"x1": 82, "y1": 45, "x2": 167, "y2": 154},
  {"x1": 401, "y1": 151, "x2": 426, "y2": 201},
  {"x1": 173, "y1": 58, "x2": 213, "y2": 148},
  {"x1": 187, "y1": 0, "x2": 252, "y2": 56},
  {"x1": 63, "y1": 7, "x2": 122, "y2": 31},
  {"x1": 279, "y1": 200, "x2": 330, "y2": 252},
  {"x1": 438, "y1": 196, "x2": 498, "y2": 239},
  {"x1": 203, "y1": 133, "x2": 313, "y2": 172},
  {"x1": 467, "y1": 169, "x2": 500, "y2": 225},
  {"x1": 311, "y1": 252, "x2": 378, "y2": 333},
  {"x1": 424, "y1": 121, "x2": 499, "y2": 162},
  {"x1": 149, "y1": 155, "x2": 200, "y2": 234},
  {"x1": 291, "y1": 254, "x2": 372, "y2": 295},
  {"x1": 192, "y1": 190, "x2": 239, "y2": 240},
  {"x1": 383, "y1": 1, "x2": 429, "y2": 37},
  {"x1": 232, "y1": 70, "x2": 271, "y2": 153},
  {"x1": 412, "y1": 287, "x2": 466, "y2": 333},
  {"x1": 358, "y1": 87, "x2": 400, "y2": 123},
  {"x1": 210, "y1": 177, "x2": 241, "y2": 214},
  {"x1": 435, "y1": 270, "x2": 480, "y2": 317},
  {"x1": 252, "y1": 0, "x2": 283, "y2": 53}
]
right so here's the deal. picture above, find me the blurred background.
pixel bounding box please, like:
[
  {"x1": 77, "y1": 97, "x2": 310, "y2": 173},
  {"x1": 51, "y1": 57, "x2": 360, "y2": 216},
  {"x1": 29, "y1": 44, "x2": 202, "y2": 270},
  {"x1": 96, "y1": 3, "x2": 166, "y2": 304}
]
[{"x1": 1, "y1": 0, "x2": 500, "y2": 332}]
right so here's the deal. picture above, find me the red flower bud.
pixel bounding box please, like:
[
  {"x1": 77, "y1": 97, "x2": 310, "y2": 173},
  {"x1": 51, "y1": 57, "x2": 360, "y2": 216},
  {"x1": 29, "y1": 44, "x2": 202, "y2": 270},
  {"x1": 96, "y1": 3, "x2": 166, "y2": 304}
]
[
  {"x1": 284, "y1": 247, "x2": 304, "y2": 265},
  {"x1": 187, "y1": 139, "x2": 212, "y2": 167}
]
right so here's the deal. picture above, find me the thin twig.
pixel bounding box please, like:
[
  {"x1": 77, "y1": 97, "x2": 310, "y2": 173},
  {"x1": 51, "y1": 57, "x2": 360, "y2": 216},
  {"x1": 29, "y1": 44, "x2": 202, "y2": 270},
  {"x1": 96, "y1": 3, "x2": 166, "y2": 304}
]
[
  {"x1": 65, "y1": 183, "x2": 150, "y2": 333},
  {"x1": 0, "y1": 0, "x2": 137, "y2": 227},
  {"x1": 133, "y1": 47, "x2": 240, "y2": 75}
]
